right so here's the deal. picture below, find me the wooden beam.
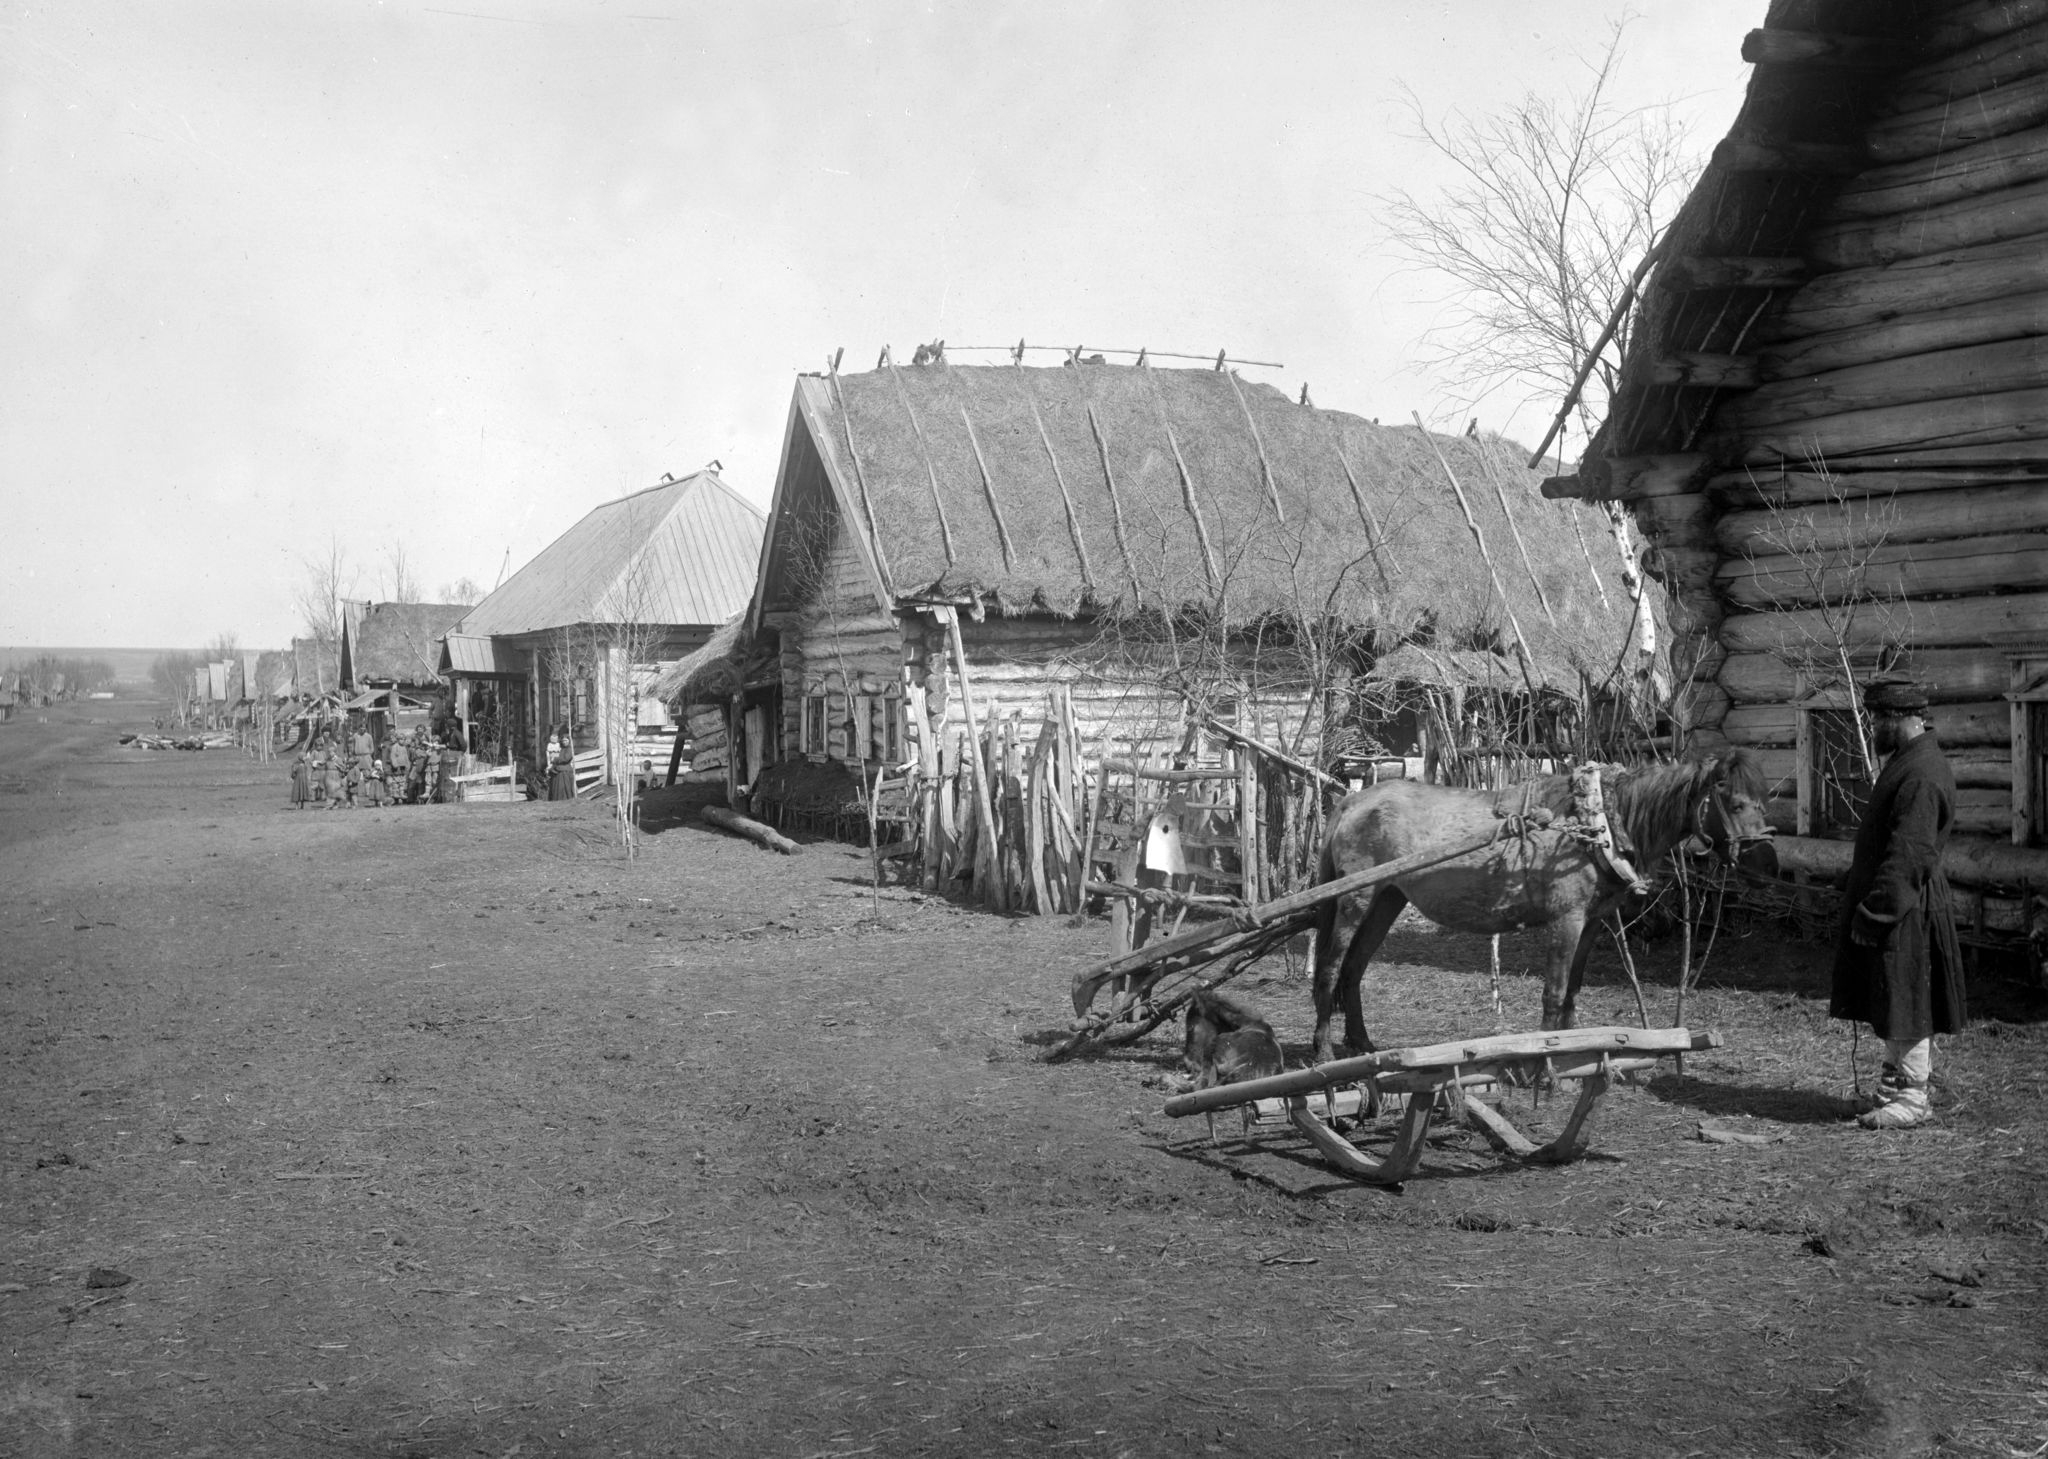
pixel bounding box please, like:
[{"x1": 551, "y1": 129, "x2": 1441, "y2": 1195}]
[
  {"x1": 1649, "y1": 353, "x2": 1759, "y2": 390},
  {"x1": 1561, "y1": 452, "x2": 1714, "y2": 502},
  {"x1": 1661, "y1": 256, "x2": 1807, "y2": 291},
  {"x1": 1809, "y1": 174, "x2": 2048, "y2": 269},
  {"x1": 1713, "y1": 137, "x2": 1867, "y2": 175},
  {"x1": 1741, "y1": 28, "x2": 1903, "y2": 68}
]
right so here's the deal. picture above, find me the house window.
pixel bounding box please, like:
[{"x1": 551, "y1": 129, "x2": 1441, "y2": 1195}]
[
  {"x1": 802, "y1": 694, "x2": 827, "y2": 756},
  {"x1": 1796, "y1": 697, "x2": 1872, "y2": 839},
  {"x1": 2010, "y1": 657, "x2": 2048, "y2": 847},
  {"x1": 572, "y1": 677, "x2": 592, "y2": 726},
  {"x1": 883, "y1": 692, "x2": 902, "y2": 762}
]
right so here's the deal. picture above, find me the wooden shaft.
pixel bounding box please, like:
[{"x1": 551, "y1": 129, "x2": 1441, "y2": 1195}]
[
  {"x1": 1070, "y1": 828, "x2": 1508, "y2": 1013},
  {"x1": 1526, "y1": 238, "x2": 1664, "y2": 467}
]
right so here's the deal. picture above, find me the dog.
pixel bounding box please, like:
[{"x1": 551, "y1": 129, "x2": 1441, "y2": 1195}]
[{"x1": 1184, "y1": 989, "x2": 1284, "y2": 1139}]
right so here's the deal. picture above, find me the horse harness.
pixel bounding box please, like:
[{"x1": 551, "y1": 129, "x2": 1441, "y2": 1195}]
[{"x1": 1490, "y1": 767, "x2": 1649, "y2": 896}]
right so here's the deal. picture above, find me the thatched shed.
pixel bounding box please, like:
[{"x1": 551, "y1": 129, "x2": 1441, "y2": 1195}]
[
  {"x1": 670, "y1": 357, "x2": 1645, "y2": 907},
  {"x1": 1548, "y1": 0, "x2": 2048, "y2": 931}
]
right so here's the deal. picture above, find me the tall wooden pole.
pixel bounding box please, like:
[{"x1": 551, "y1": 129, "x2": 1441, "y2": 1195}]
[{"x1": 942, "y1": 607, "x2": 1006, "y2": 911}]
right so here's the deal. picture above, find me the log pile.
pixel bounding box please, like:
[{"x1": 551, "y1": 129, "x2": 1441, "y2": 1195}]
[{"x1": 684, "y1": 706, "x2": 727, "y2": 773}]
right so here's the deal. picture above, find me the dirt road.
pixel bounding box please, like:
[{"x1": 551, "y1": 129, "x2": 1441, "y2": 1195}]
[{"x1": 4, "y1": 697, "x2": 2045, "y2": 1457}]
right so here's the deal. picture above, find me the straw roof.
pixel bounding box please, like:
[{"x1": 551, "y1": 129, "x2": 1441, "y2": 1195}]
[
  {"x1": 457, "y1": 470, "x2": 765, "y2": 638},
  {"x1": 1569, "y1": 0, "x2": 1920, "y2": 488},
  {"x1": 292, "y1": 637, "x2": 340, "y2": 697},
  {"x1": 344, "y1": 602, "x2": 469, "y2": 687},
  {"x1": 649, "y1": 616, "x2": 747, "y2": 702},
  {"x1": 785, "y1": 361, "x2": 1638, "y2": 688}
]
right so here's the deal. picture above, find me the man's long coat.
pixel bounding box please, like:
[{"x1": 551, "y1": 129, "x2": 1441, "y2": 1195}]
[{"x1": 1829, "y1": 732, "x2": 1967, "y2": 1040}]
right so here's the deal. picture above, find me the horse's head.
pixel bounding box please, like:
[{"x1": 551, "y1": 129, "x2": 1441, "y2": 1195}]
[{"x1": 1692, "y1": 749, "x2": 1775, "y2": 875}]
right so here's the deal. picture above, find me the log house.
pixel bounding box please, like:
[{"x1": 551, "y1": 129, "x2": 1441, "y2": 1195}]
[
  {"x1": 1546, "y1": 0, "x2": 2048, "y2": 934},
  {"x1": 664, "y1": 358, "x2": 1650, "y2": 908}
]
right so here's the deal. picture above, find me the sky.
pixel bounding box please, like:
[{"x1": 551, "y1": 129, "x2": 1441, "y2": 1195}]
[{"x1": 0, "y1": 1, "x2": 1753, "y2": 651}]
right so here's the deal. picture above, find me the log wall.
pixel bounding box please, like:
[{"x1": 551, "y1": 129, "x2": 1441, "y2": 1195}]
[{"x1": 1615, "y1": 15, "x2": 2048, "y2": 882}]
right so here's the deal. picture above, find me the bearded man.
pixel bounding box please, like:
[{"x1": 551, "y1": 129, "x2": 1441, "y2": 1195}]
[{"x1": 1830, "y1": 675, "x2": 1967, "y2": 1130}]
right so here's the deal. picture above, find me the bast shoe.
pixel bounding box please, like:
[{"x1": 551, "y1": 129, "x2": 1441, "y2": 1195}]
[{"x1": 1857, "y1": 1090, "x2": 1933, "y2": 1130}]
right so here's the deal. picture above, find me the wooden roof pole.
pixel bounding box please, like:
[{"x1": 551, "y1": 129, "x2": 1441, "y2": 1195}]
[
  {"x1": 1010, "y1": 364, "x2": 1096, "y2": 590},
  {"x1": 1084, "y1": 404, "x2": 1145, "y2": 612},
  {"x1": 882, "y1": 347, "x2": 958, "y2": 568},
  {"x1": 826, "y1": 353, "x2": 894, "y2": 591},
  {"x1": 1525, "y1": 237, "x2": 1668, "y2": 468},
  {"x1": 1473, "y1": 444, "x2": 1559, "y2": 627},
  {"x1": 956, "y1": 406, "x2": 1019, "y2": 572},
  {"x1": 1412, "y1": 414, "x2": 1541, "y2": 701},
  {"x1": 1319, "y1": 422, "x2": 1397, "y2": 589},
  {"x1": 1222, "y1": 370, "x2": 1287, "y2": 522}
]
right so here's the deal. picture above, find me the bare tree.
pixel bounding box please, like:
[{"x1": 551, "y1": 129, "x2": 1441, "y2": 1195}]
[
  {"x1": 1743, "y1": 460, "x2": 1909, "y2": 780},
  {"x1": 438, "y1": 576, "x2": 488, "y2": 606},
  {"x1": 297, "y1": 536, "x2": 357, "y2": 658},
  {"x1": 382, "y1": 542, "x2": 423, "y2": 604},
  {"x1": 1377, "y1": 21, "x2": 1697, "y2": 453}
]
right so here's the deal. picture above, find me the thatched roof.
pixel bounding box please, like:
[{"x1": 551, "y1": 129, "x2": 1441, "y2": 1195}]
[
  {"x1": 784, "y1": 362, "x2": 1639, "y2": 688},
  {"x1": 649, "y1": 615, "x2": 746, "y2": 702},
  {"x1": 343, "y1": 602, "x2": 468, "y2": 688},
  {"x1": 1566, "y1": 0, "x2": 1936, "y2": 490},
  {"x1": 456, "y1": 470, "x2": 764, "y2": 638}
]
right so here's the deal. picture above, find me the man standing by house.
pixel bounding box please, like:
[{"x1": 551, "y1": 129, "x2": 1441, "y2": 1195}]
[{"x1": 1831, "y1": 675, "x2": 1967, "y2": 1130}]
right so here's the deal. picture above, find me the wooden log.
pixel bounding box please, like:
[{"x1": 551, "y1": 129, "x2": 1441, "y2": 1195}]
[
  {"x1": 1069, "y1": 828, "x2": 1508, "y2": 1015},
  {"x1": 1712, "y1": 138, "x2": 1865, "y2": 175},
  {"x1": 1807, "y1": 176, "x2": 2048, "y2": 269},
  {"x1": 1650, "y1": 353, "x2": 1759, "y2": 389},
  {"x1": 1831, "y1": 123, "x2": 2048, "y2": 220},
  {"x1": 1717, "y1": 481, "x2": 2048, "y2": 555},
  {"x1": 1740, "y1": 27, "x2": 1901, "y2": 68},
  {"x1": 1723, "y1": 338, "x2": 2048, "y2": 433},
  {"x1": 942, "y1": 608, "x2": 1006, "y2": 911},
  {"x1": 1923, "y1": 0, "x2": 2048, "y2": 59},
  {"x1": 700, "y1": 805, "x2": 802, "y2": 855},
  {"x1": 1718, "y1": 386, "x2": 2048, "y2": 465},
  {"x1": 1546, "y1": 452, "x2": 1712, "y2": 502},
  {"x1": 1722, "y1": 700, "x2": 2012, "y2": 750},
  {"x1": 1717, "y1": 533, "x2": 2048, "y2": 608},
  {"x1": 1710, "y1": 461, "x2": 2048, "y2": 508},
  {"x1": 1868, "y1": 68, "x2": 2048, "y2": 162},
  {"x1": 1764, "y1": 237, "x2": 2047, "y2": 341},
  {"x1": 1718, "y1": 646, "x2": 2018, "y2": 706},
  {"x1": 1883, "y1": 19, "x2": 2048, "y2": 117},
  {"x1": 1761, "y1": 291, "x2": 2048, "y2": 382},
  {"x1": 1722, "y1": 590, "x2": 2048, "y2": 654},
  {"x1": 1773, "y1": 831, "x2": 2048, "y2": 893},
  {"x1": 1660, "y1": 256, "x2": 1808, "y2": 292}
]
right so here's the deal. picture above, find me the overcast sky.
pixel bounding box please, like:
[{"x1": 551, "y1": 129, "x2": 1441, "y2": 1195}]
[{"x1": 1, "y1": 1, "x2": 1751, "y2": 650}]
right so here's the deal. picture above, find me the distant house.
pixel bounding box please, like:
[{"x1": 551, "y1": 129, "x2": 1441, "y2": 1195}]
[
  {"x1": 442, "y1": 468, "x2": 765, "y2": 785},
  {"x1": 338, "y1": 601, "x2": 469, "y2": 746},
  {"x1": 661, "y1": 358, "x2": 1642, "y2": 904},
  {"x1": 292, "y1": 637, "x2": 341, "y2": 700},
  {"x1": 1547, "y1": 2, "x2": 2048, "y2": 936}
]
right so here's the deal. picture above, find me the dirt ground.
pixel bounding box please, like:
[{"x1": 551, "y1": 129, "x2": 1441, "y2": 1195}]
[{"x1": 4, "y1": 696, "x2": 2047, "y2": 1459}]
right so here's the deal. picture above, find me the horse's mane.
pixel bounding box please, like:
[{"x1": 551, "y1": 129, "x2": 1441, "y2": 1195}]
[{"x1": 1606, "y1": 750, "x2": 1766, "y2": 862}]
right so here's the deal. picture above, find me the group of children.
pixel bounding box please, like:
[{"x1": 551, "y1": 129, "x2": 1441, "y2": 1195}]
[{"x1": 288, "y1": 725, "x2": 447, "y2": 810}]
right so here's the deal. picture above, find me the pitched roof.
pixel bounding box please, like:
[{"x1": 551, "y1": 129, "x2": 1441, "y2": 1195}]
[
  {"x1": 456, "y1": 470, "x2": 766, "y2": 638},
  {"x1": 344, "y1": 602, "x2": 468, "y2": 686},
  {"x1": 779, "y1": 362, "x2": 1640, "y2": 687},
  {"x1": 1565, "y1": 1, "x2": 1997, "y2": 492}
]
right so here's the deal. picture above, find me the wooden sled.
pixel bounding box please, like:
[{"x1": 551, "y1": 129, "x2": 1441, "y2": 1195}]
[{"x1": 1163, "y1": 1026, "x2": 1721, "y2": 1185}]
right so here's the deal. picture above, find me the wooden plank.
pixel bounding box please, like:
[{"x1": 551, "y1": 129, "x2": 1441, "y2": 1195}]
[
  {"x1": 1162, "y1": 1027, "x2": 1717, "y2": 1118},
  {"x1": 942, "y1": 609, "x2": 1005, "y2": 911},
  {"x1": 1660, "y1": 255, "x2": 1807, "y2": 292},
  {"x1": 1740, "y1": 27, "x2": 1901, "y2": 68}
]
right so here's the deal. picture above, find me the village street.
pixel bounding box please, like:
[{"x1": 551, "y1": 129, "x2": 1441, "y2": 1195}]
[{"x1": 4, "y1": 699, "x2": 2046, "y2": 1458}]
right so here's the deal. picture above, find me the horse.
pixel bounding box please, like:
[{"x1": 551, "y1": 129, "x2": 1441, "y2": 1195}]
[{"x1": 1309, "y1": 751, "x2": 1774, "y2": 1062}]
